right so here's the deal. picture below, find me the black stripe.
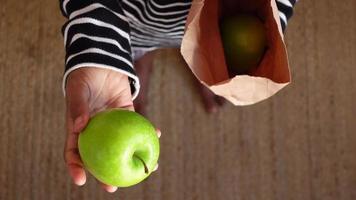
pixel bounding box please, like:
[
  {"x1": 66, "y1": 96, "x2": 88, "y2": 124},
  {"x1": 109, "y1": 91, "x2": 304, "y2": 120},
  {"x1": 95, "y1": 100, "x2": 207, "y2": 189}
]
[
  {"x1": 129, "y1": 77, "x2": 137, "y2": 96},
  {"x1": 121, "y1": 2, "x2": 188, "y2": 30},
  {"x1": 289, "y1": 0, "x2": 297, "y2": 6},
  {"x1": 65, "y1": 23, "x2": 131, "y2": 54},
  {"x1": 276, "y1": 1, "x2": 294, "y2": 20},
  {"x1": 129, "y1": 0, "x2": 190, "y2": 24},
  {"x1": 66, "y1": 53, "x2": 136, "y2": 75},
  {"x1": 147, "y1": 0, "x2": 192, "y2": 13},
  {"x1": 280, "y1": 20, "x2": 286, "y2": 32},
  {"x1": 59, "y1": 0, "x2": 67, "y2": 17},
  {"x1": 67, "y1": 37, "x2": 132, "y2": 63},
  {"x1": 131, "y1": 43, "x2": 158, "y2": 48},
  {"x1": 131, "y1": 34, "x2": 182, "y2": 45},
  {"x1": 63, "y1": 0, "x2": 123, "y2": 17},
  {"x1": 63, "y1": 8, "x2": 131, "y2": 50},
  {"x1": 129, "y1": 19, "x2": 186, "y2": 35},
  {"x1": 68, "y1": 7, "x2": 130, "y2": 29},
  {"x1": 130, "y1": 26, "x2": 184, "y2": 39}
]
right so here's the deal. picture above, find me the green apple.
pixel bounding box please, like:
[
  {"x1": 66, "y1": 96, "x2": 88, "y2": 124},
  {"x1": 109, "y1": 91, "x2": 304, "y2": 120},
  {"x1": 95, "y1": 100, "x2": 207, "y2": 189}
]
[
  {"x1": 220, "y1": 14, "x2": 267, "y2": 75},
  {"x1": 78, "y1": 109, "x2": 160, "y2": 187}
]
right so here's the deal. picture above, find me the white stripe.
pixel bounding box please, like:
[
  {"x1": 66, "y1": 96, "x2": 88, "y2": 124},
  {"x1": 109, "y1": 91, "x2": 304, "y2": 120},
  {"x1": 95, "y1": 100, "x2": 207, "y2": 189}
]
[
  {"x1": 69, "y1": 3, "x2": 128, "y2": 20},
  {"x1": 63, "y1": 17, "x2": 130, "y2": 46},
  {"x1": 129, "y1": 18, "x2": 186, "y2": 36},
  {"x1": 130, "y1": 36, "x2": 159, "y2": 46},
  {"x1": 130, "y1": 27, "x2": 185, "y2": 38},
  {"x1": 69, "y1": 33, "x2": 130, "y2": 54},
  {"x1": 62, "y1": 64, "x2": 140, "y2": 100},
  {"x1": 131, "y1": 40, "x2": 180, "y2": 48},
  {"x1": 148, "y1": 0, "x2": 191, "y2": 9},
  {"x1": 62, "y1": 0, "x2": 70, "y2": 15},
  {"x1": 146, "y1": 0, "x2": 189, "y2": 16},
  {"x1": 130, "y1": 30, "x2": 183, "y2": 41},
  {"x1": 130, "y1": 35, "x2": 180, "y2": 46},
  {"x1": 130, "y1": 34, "x2": 182, "y2": 47},
  {"x1": 130, "y1": 39, "x2": 182, "y2": 47},
  {"x1": 66, "y1": 48, "x2": 133, "y2": 68},
  {"x1": 124, "y1": 11, "x2": 186, "y2": 34},
  {"x1": 132, "y1": 0, "x2": 189, "y2": 22},
  {"x1": 130, "y1": 34, "x2": 183, "y2": 47},
  {"x1": 276, "y1": 0, "x2": 293, "y2": 7},
  {"x1": 279, "y1": 12, "x2": 288, "y2": 25},
  {"x1": 124, "y1": 1, "x2": 188, "y2": 28}
]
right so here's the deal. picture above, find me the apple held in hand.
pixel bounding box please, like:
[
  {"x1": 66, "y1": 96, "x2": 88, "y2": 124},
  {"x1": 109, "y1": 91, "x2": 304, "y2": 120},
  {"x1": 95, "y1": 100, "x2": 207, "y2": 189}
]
[
  {"x1": 220, "y1": 14, "x2": 267, "y2": 75},
  {"x1": 78, "y1": 109, "x2": 160, "y2": 187}
]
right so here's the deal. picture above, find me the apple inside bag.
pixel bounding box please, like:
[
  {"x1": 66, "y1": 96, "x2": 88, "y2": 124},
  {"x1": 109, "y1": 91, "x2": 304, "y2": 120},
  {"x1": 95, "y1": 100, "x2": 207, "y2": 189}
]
[{"x1": 180, "y1": 0, "x2": 291, "y2": 106}]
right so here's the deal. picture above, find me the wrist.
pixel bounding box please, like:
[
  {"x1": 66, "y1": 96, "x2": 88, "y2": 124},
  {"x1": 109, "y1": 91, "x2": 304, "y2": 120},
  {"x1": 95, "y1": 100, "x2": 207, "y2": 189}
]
[{"x1": 62, "y1": 65, "x2": 140, "y2": 100}]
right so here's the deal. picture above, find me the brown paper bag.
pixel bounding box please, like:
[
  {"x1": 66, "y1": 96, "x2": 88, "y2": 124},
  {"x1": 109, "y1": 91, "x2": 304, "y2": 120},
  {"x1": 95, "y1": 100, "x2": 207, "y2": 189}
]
[{"x1": 180, "y1": 0, "x2": 291, "y2": 106}]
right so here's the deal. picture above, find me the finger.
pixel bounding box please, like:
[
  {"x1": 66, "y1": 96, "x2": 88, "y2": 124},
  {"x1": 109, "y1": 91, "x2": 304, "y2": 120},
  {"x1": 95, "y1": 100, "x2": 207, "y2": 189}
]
[
  {"x1": 65, "y1": 109, "x2": 87, "y2": 186},
  {"x1": 153, "y1": 163, "x2": 159, "y2": 172},
  {"x1": 68, "y1": 164, "x2": 86, "y2": 186},
  {"x1": 64, "y1": 147, "x2": 86, "y2": 186},
  {"x1": 64, "y1": 125, "x2": 86, "y2": 185},
  {"x1": 156, "y1": 129, "x2": 161, "y2": 138},
  {"x1": 65, "y1": 112, "x2": 82, "y2": 158},
  {"x1": 73, "y1": 114, "x2": 90, "y2": 134},
  {"x1": 64, "y1": 147, "x2": 82, "y2": 167},
  {"x1": 100, "y1": 182, "x2": 118, "y2": 193}
]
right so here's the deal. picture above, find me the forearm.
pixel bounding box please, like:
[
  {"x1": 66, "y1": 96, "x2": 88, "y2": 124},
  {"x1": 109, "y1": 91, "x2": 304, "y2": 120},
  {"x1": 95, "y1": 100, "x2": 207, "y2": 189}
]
[{"x1": 59, "y1": 0, "x2": 140, "y2": 99}]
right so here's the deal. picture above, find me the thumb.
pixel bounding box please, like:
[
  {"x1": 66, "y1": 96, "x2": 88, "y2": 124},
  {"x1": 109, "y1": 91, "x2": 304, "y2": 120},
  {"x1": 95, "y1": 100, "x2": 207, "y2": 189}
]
[{"x1": 66, "y1": 82, "x2": 90, "y2": 134}]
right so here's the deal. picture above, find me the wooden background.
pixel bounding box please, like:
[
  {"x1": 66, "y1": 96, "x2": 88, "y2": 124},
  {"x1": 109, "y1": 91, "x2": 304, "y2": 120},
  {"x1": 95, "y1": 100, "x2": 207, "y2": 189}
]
[{"x1": 1, "y1": 0, "x2": 356, "y2": 200}]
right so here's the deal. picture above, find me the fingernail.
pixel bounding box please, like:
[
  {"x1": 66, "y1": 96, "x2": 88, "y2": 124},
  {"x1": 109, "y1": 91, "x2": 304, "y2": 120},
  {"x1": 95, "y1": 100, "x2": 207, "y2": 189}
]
[
  {"x1": 153, "y1": 163, "x2": 159, "y2": 171},
  {"x1": 68, "y1": 164, "x2": 86, "y2": 186},
  {"x1": 108, "y1": 186, "x2": 118, "y2": 193},
  {"x1": 75, "y1": 177, "x2": 86, "y2": 186},
  {"x1": 156, "y1": 129, "x2": 161, "y2": 138}
]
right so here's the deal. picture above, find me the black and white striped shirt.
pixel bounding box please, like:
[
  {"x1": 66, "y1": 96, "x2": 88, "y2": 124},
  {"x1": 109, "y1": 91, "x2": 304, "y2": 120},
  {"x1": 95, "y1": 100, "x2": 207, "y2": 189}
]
[{"x1": 60, "y1": 0, "x2": 297, "y2": 99}]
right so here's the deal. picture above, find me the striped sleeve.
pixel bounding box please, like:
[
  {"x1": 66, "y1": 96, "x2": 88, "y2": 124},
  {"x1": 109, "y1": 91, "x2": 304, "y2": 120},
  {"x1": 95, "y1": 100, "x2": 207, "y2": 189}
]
[
  {"x1": 276, "y1": 0, "x2": 298, "y2": 32},
  {"x1": 59, "y1": 0, "x2": 140, "y2": 99}
]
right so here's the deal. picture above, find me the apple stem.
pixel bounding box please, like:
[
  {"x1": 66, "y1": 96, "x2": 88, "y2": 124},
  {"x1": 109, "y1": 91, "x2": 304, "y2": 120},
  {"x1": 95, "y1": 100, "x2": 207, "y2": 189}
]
[{"x1": 134, "y1": 155, "x2": 149, "y2": 174}]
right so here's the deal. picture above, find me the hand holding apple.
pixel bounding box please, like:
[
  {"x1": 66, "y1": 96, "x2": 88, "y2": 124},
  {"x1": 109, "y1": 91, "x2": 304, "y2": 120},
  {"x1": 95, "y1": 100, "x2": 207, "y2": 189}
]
[{"x1": 64, "y1": 67, "x2": 160, "y2": 193}]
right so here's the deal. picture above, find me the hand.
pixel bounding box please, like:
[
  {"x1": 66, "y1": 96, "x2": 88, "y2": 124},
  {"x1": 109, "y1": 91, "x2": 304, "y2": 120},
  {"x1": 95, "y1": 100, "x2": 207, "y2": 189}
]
[{"x1": 64, "y1": 67, "x2": 160, "y2": 193}]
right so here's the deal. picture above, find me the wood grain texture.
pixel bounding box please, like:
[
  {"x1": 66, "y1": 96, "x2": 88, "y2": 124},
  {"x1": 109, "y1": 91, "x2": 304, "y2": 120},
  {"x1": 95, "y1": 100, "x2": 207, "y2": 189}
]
[{"x1": 0, "y1": 0, "x2": 355, "y2": 200}]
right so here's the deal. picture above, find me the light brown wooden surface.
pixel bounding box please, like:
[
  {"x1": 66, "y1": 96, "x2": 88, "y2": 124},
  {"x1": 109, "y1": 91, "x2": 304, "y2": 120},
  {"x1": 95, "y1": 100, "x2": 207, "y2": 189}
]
[{"x1": 1, "y1": 0, "x2": 356, "y2": 200}]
